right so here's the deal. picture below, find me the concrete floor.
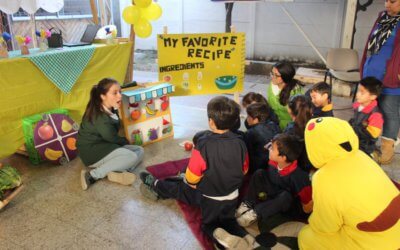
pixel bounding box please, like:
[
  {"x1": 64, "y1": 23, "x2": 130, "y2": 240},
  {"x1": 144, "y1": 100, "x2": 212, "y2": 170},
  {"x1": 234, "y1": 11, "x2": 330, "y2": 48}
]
[{"x1": 0, "y1": 71, "x2": 399, "y2": 249}]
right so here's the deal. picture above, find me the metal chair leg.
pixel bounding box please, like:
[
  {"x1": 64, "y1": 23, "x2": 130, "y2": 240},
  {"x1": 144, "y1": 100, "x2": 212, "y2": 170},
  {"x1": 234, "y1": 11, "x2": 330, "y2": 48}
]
[{"x1": 352, "y1": 83, "x2": 359, "y2": 102}]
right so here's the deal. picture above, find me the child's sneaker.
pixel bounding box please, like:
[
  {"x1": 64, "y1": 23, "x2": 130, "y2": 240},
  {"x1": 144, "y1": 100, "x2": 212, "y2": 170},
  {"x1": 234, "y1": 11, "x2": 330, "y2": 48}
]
[
  {"x1": 237, "y1": 208, "x2": 258, "y2": 227},
  {"x1": 81, "y1": 170, "x2": 96, "y2": 190},
  {"x1": 107, "y1": 172, "x2": 136, "y2": 186},
  {"x1": 139, "y1": 183, "x2": 159, "y2": 201},
  {"x1": 235, "y1": 201, "x2": 253, "y2": 218},
  {"x1": 140, "y1": 172, "x2": 156, "y2": 187},
  {"x1": 213, "y1": 228, "x2": 252, "y2": 250}
]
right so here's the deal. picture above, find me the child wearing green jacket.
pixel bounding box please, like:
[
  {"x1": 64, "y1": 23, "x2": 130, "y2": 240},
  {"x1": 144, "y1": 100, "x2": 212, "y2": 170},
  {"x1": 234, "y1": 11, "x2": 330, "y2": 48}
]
[{"x1": 77, "y1": 78, "x2": 144, "y2": 190}]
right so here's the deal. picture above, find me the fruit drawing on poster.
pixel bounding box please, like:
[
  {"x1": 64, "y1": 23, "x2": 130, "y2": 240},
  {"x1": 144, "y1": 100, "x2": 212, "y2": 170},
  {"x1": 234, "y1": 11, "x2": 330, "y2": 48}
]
[
  {"x1": 157, "y1": 33, "x2": 245, "y2": 96},
  {"x1": 34, "y1": 114, "x2": 79, "y2": 165}
]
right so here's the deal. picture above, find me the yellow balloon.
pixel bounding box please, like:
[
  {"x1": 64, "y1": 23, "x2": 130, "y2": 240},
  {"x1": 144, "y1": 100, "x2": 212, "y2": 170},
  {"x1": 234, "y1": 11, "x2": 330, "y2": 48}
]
[
  {"x1": 134, "y1": 18, "x2": 152, "y2": 38},
  {"x1": 122, "y1": 5, "x2": 141, "y2": 24},
  {"x1": 134, "y1": 0, "x2": 152, "y2": 8},
  {"x1": 142, "y1": 2, "x2": 162, "y2": 21}
]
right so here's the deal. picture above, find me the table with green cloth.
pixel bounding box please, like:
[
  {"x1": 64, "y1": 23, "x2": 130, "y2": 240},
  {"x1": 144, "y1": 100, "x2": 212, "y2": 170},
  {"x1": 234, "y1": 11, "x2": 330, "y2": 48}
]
[{"x1": 0, "y1": 43, "x2": 132, "y2": 159}]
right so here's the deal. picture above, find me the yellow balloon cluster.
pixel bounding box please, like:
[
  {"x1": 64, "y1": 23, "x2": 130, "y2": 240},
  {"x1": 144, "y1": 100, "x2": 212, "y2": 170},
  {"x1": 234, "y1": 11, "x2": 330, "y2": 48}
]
[{"x1": 122, "y1": 0, "x2": 162, "y2": 38}]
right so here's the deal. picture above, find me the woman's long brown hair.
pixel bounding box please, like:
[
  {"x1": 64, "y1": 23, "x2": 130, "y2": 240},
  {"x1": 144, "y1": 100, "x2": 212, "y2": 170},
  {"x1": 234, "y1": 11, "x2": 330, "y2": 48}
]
[
  {"x1": 288, "y1": 95, "x2": 313, "y2": 138},
  {"x1": 83, "y1": 78, "x2": 118, "y2": 123},
  {"x1": 275, "y1": 62, "x2": 304, "y2": 106}
]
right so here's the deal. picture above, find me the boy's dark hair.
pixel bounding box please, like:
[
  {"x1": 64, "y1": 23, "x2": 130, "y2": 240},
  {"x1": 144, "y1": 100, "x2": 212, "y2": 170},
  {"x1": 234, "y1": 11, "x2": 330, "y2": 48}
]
[
  {"x1": 242, "y1": 92, "x2": 267, "y2": 107},
  {"x1": 359, "y1": 77, "x2": 383, "y2": 96},
  {"x1": 246, "y1": 103, "x2": 270, "y2": 123},
  {"x1": 207, "y1": 96, "x2": 240, "y2": 130},
  {"x1": 311, "y1": 82, "x2": 331, "y2": 100},
  {"x1": 272, "y1": 133, "x2": 303, "y2": 163}
]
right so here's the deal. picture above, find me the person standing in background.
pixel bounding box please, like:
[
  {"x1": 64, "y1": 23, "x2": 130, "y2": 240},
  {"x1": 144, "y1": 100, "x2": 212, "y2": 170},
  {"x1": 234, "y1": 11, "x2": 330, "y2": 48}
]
[{"x1": 360, "y1": 0, "x2": 400, "y2": 164}]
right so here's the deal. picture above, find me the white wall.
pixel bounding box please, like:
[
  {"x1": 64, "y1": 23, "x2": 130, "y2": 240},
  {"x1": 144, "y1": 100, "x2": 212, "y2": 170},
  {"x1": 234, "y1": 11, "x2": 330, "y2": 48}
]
[
  {"x1": 248, "y1": 0, "x2": 344, "y2": 62},
  {"x1": 119, "y1": 0, "x2": 385, "y2": 64}
]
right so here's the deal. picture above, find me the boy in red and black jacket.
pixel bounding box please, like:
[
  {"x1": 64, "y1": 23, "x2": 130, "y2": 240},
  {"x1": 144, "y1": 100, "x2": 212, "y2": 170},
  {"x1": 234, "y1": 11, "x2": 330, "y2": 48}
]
[
  {"x1": 140, "y1": 96, "x2": 255, "y2": 247},
  {"x1": 235, "y1": 133, "x2": 313, "y2": 228},
  {"x1": 349, "y1": 77, "x2": 384, "y2": 156}
]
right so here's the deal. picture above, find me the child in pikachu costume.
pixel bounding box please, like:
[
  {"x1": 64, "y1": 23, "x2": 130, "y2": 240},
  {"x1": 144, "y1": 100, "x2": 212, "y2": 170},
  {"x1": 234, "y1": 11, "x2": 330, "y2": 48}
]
[{"x1": 298, "y1": 117, "x2": 400, "y2": 249}]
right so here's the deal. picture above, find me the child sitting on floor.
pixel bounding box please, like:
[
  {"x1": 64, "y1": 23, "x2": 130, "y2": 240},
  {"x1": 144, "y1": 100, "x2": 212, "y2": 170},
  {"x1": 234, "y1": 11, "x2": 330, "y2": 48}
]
[
  {"x1": 349, "y1": 77, "x2": 383, "y2": 156},
  {"x1": 284, "y1": 95, "x2": 313, "y2": 171},
  {"x1": 241, "y1": 92, "x2": 279, "y2": 127},
  {"x1": 235, "y1": 133, "x2": 313, "y2": 228},
  {"x1": 309, "y1": 82, "x2": 334, "y2": 118},
  {"x1": 284, "y1": 95, "x2": 313, "y2": 139},
  {"x1": 139, "y1": 96, "x2": 257, "y2": 248},
  {"x1": 244, "y1": 102, "x2": 280, "y2": 173}
]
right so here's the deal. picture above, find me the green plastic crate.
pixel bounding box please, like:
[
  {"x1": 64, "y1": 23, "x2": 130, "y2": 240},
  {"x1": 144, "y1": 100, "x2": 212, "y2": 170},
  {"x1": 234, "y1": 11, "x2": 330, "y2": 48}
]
[{"x1": 22, "y1": 108, "x2": 69, "y2": 165}]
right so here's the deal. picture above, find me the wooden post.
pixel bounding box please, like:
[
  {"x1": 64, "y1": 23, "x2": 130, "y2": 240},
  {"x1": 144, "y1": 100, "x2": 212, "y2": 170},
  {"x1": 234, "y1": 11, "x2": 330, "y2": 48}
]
[
  {"x1": 98, "y1": 0, "x2": 106, "y2": 26},
  {"x1": 341, "y1": 0, "x2": 357, "y2": 48},
  {"x1": 124, "y1": 25, "x2": 136, "y2": 84},
  {"x1": 30, "y1": 14, "x2": 37, "y2": 48},
  {"x1": 230, "y1": 25, "x2": 240, "y2": 104},
  {"x1": 89, "y1": 0, "x2": 99, "y2": 25}
]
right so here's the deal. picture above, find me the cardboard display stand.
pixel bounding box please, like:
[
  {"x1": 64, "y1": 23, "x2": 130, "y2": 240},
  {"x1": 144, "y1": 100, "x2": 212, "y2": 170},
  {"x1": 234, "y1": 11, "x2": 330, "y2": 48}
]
[{"x1": 120, "y1": 82, "x2": 175, "y2": 146}]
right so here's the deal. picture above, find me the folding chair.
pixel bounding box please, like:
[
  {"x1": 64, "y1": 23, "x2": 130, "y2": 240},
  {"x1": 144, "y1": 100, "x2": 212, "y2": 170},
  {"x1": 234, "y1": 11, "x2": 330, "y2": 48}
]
[{"x1": 324, "y1": 48, "x2": 361, "y2": 102}]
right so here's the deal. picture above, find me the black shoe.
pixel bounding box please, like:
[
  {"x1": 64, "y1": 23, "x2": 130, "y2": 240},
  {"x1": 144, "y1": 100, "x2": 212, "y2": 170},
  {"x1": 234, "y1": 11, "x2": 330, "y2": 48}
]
[
  {"x1": 81, "y1": 170, "x2": 96, "y2": 190},
  {"x1": 139, "y1": 183, "x2": 159, "y2": 201},
  {"x1": 140, "y1": 172, "x2": 156, "y2": 187}
]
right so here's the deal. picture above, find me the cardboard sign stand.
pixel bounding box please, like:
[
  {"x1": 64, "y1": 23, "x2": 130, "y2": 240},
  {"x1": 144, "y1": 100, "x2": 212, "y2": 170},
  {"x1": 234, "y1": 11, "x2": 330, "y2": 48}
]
[{"x1": 120, "y1": 82, "x2": 175, "y2": 146}]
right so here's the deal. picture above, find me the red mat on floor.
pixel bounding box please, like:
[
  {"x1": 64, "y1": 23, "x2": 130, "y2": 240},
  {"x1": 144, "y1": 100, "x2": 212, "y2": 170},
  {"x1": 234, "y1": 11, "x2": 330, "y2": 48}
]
[{"x1": 146, "y1": 158, "x2": 214, "y2": 250}]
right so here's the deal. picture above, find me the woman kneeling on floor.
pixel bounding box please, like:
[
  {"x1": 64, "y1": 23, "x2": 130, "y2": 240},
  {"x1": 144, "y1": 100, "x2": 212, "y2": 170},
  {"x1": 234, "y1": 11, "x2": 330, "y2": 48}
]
[{"x1": 77, "y1": 78, "x2": 144, "y2": 190}]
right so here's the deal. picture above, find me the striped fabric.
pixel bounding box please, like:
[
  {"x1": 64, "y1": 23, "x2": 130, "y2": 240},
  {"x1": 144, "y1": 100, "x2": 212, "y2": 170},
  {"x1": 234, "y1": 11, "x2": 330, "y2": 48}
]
[{"x1": 122, "y1": 83, "x2": 175, "y2": 103}]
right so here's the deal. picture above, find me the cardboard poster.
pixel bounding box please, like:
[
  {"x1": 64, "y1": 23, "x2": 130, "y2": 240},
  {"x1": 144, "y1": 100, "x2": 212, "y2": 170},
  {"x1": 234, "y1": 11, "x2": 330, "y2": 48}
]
[{"x1": 157, "y1": 33, "x2": 245, "y2": 96}]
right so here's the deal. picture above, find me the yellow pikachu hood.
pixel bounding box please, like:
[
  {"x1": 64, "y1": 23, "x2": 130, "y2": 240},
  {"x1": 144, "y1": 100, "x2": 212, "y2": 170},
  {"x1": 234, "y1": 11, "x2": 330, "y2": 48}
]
[
  {"x1": 305, "y1": 117, "x2": 358, "y2": 168},
  {"x1": 299, "y1": 117, "x2": 400, "y2": 249}
]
